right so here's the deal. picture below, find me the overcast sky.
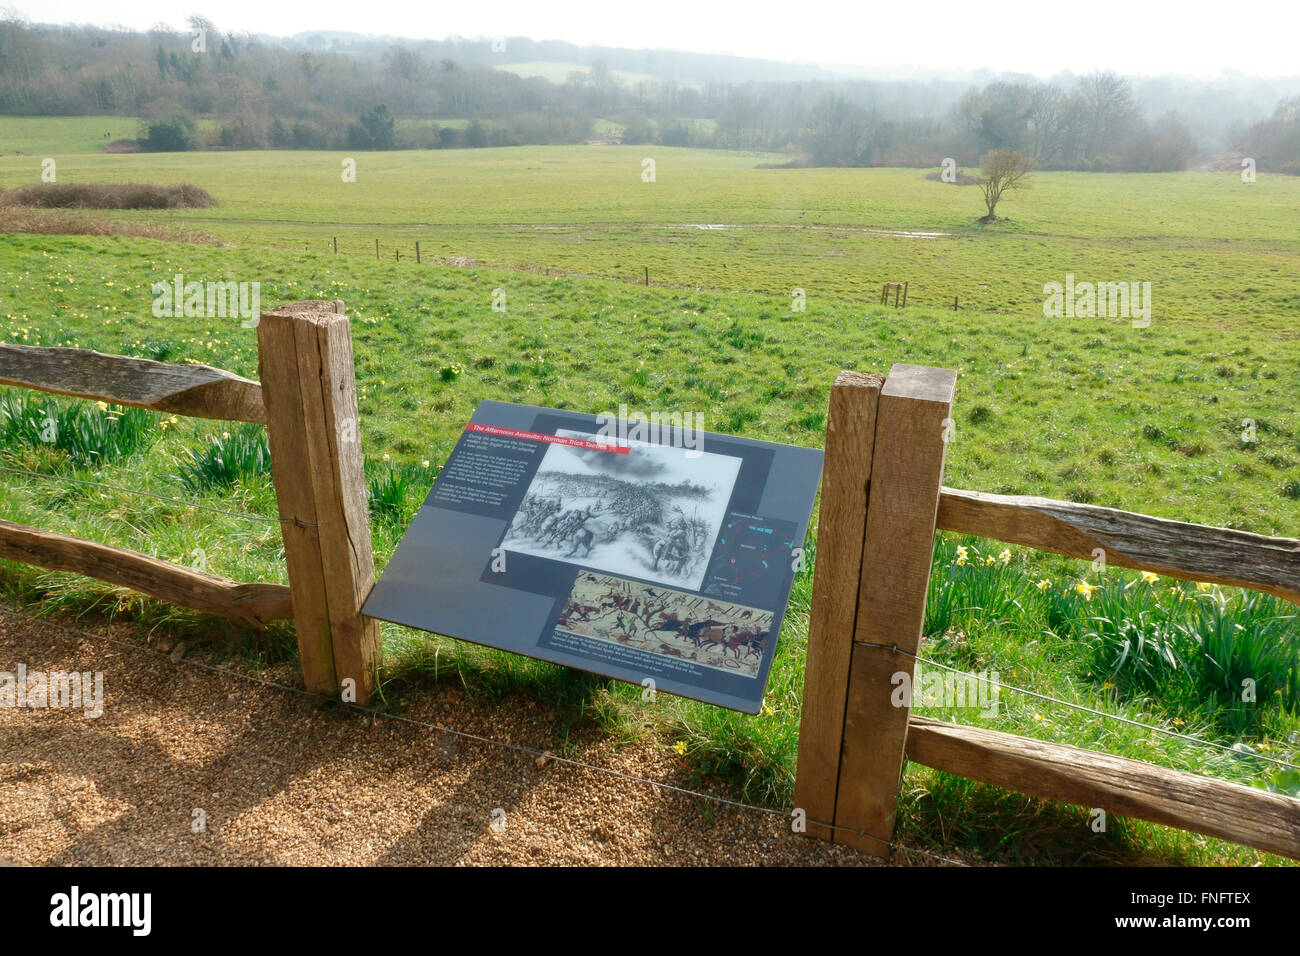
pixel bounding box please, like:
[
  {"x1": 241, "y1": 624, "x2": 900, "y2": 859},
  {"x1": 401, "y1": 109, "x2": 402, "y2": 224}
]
[{"x1": 17, "y1": 1, "x2": 1299, "y2": 78}]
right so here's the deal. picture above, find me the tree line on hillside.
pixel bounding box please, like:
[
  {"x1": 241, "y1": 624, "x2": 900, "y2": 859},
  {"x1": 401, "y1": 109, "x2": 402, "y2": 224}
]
[{"x1": 1, "y1": 15, "x2": 1297, "y2": 172}]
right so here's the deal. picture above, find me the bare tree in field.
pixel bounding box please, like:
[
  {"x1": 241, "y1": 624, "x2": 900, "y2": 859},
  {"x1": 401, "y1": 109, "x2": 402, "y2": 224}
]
[{"x1": 977, "y1": 148, "x2": 1033, "y2": 221}]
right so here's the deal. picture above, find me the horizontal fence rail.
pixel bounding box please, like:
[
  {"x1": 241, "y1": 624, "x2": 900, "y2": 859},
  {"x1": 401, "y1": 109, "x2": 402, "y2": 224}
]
[
  {"x1": 937, "y1": 487, "x2": 1300, "y2": 605},
  {"x1": 906, "y1": 715, "x2": 1300, "y2": 860},
  {"x1": 0, "y1": 343, "x2": 267, "y2": 424},
  {"x1": 0, "y1": 517, "x2": 292, "y2": 626}
]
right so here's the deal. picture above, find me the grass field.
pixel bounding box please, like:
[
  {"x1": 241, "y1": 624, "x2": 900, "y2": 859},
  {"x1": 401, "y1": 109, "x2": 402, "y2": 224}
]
[
  {"x1": 0, "y1": 116, "x2": 141, "y2": 155},
  {"x1": 1, "y1": 139, "x2": 1297, "y2": 864}
]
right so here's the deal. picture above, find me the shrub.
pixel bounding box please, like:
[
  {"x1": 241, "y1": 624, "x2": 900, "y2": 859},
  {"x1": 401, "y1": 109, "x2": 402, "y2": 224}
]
[
  {"x1": 4, "y1": 182, "x2": 216, "y2": 210},
  {"x1": 366, "y1": 460, "x2": 433, "y2": 532},
  {"x1": 175, "y1": 424, "x2": 271, "y2": 492},
  {"x1": 1177, "y1": 592, "x2": 1299, "y2": 714},
  {"x1": 464, "y1": 121, "x2": 489, "y2": 148},
  {"x1": 1080, "y1": 582, "x2": 1185, "y2": 693},
  {"x1": 142, "y1": 115, "x2": 197, "y2": 152},
  {"x1": 0, "y1": 392, "x2": 158, "y2": 467}
]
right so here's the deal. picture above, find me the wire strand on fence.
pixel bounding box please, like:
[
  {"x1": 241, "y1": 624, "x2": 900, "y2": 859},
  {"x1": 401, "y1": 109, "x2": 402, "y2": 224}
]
[
  {"x1": 0, "y1": 605, "x2": 966, "y2": 867},
  {"x1": 0, "y1": 464, "x2": 314, "y2": 527},
  {"x1": 854, "y1": 639, "x2": 1300, "y2": 773}
]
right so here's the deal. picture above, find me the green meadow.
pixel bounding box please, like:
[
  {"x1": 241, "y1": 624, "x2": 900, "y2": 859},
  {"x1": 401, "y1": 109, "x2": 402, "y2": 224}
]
[
  {"x1": 0, "y1": 137, "x2": 1297, "y2": 864},
  {"x1": 0, "y1": 115, "x2": 142, "y2": 155}
]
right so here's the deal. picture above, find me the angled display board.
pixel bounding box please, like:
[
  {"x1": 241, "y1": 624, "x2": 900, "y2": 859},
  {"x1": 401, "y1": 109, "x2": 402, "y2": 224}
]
[{"x1": 363, "y1": 400, "x2": 824, "y2": 712}]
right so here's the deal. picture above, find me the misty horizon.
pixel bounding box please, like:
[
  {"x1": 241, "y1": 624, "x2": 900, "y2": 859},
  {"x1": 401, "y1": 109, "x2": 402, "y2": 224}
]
[{"x1": 17, "y1": 0, "x2": 1300, "y2": 79}]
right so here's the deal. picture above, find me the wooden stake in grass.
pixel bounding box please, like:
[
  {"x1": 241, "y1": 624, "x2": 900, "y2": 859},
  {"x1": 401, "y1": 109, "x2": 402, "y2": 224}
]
[
  {"x1": 375, "y1": 239, "x2": 379, "y2": 260},
  {"x1": 333, "y1": 236, "x2": 338, "y2": 255},
  {"x1": 256, "y1": 299, "x2": 382, "y2": 704},
  {"x1": 415, "y1": 241, "x2": 420, "y2": 264},
  {"x1": 645, "y1": 266, "x2": 649, "y2": 286}
]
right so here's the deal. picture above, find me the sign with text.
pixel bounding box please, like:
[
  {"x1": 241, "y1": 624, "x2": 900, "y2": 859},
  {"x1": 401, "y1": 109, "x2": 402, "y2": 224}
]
[{"x1": 363, "y1": 400, "x2": 823, "y2": 712}]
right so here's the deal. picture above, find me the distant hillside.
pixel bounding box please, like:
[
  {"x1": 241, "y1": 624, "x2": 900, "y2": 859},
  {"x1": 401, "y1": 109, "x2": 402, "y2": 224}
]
[
  {"x1": 281, "y1": 32, "x2": 838, "y2": 84},
  {"x1": 494, "y1": 62, "x2": 663, "y2": 87},
  {"x1": 4, "y1": 20, "x2": 1297, "y2": 171}
]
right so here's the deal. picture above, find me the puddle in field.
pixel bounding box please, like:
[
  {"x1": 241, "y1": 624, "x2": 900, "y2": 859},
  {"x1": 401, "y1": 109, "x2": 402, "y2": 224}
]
[
  {"x1": 510, "y1": 223, "x2": 952, "y2": 237},
  {"x1": 865, "y1": 229, "x2": 951, "y2": 238},
  {"x1": 668, "y1": 224, "x2": 952, "y2": 237}
]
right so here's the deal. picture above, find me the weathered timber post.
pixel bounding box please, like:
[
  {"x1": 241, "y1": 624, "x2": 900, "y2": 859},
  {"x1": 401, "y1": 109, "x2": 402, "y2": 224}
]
[
  {"x1": 256, "y1": 299, "x2": 382, "y2": 704},
  {"x1": 415, "y1": 241, "x2": 421, "y2": 264},
  {"x1": 833, "y1": 363, "x2": 955, "y2": 857},
  {"x1": 795, "y1": 364, "x2": 955, "y2": 856},
  {"x1": 793, "y1": 371, "x2": 884, "y2": 840}
]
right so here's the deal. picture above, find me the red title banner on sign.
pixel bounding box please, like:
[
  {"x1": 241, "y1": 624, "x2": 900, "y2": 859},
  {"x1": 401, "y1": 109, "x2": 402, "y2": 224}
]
[{"x1": 465, "y1": 422, "x2": 630, "y2": 454}]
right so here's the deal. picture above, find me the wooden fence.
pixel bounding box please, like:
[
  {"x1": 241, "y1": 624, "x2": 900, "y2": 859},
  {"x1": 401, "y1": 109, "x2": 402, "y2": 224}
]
[
  {"x1": 0, "y1": 300, "x2": 380, "y2": 704},
  {"x1": 793, "y1": 367, "x2": 1300, "y2": 861},
  {"x1": 1, "y1": 316, "x2": 1296, "y2": 859}
]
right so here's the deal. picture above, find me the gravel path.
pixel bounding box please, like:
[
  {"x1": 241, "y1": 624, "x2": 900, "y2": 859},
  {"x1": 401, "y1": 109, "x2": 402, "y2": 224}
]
[{"x1": 0, "y1": 609, "x2": 909, "y2": 866}]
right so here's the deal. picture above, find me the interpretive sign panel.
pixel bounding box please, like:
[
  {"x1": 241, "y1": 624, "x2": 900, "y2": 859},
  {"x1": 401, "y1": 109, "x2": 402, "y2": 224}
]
[{"x1": 363, "y1": 400, "x2": 824, "y2": 712}]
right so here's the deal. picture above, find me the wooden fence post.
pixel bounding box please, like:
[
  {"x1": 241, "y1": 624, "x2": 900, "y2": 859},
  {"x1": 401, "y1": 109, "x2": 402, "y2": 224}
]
[
  {"x1": 256, "y1": 299, "x2": 382, "y2": 704},
  {"x1": 415, "y1": 241, "x2": 421, "y2": 264},
  {"x1": 794, "y1": 371, "x2": 884, "y2": 840},
  {"x1": 832, "y1": 363, "x2": 955, "y2": 857}
]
